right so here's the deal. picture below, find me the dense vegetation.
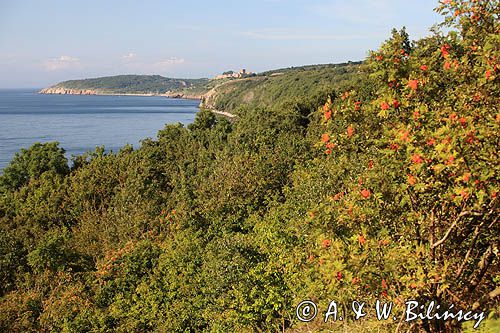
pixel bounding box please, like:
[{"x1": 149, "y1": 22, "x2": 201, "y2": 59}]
[
  {"x1": 1, "y1": 1, "x2": 498, "y2": 332},
  {"x1": 45, "y1": 75, "x2": 209, "y2": 95},
  {"x1": 258, "y1": 61, "x2": 362, "y2": 76},
  {"x1": 202, "y1": 62, "x2": 364, "y2": 113}
]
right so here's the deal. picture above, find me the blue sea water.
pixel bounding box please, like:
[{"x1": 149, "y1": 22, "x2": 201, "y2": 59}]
[{"x1": 0, "y1": 89, "x2": 200, "y2": 171}]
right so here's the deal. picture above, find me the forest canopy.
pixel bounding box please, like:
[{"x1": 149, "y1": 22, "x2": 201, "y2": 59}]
[{"x1": 0, "y1": 1, "x2": 498, "y2": 332}]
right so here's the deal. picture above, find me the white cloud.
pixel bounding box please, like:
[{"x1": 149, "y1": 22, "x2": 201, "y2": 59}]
[
  {"x1": 154, "y1": 57, "x2": 185, "y2": 69},
  {"x1": 175, "y1": 24, "x2": 204, "y2": 31},
  {"x1": 122, "y1": 52, "x2": 136, "y2": 61},
  {"x1": 119, "y1": 56, "x2": 186, "y2": 73},
  {"x1": 308, "y1": 0, "x2": 392, "y2": 25},
  {"x1": 43, "y1": 55, "x2": 81, "y2": 71},
  {"x1": 242, "y1": 29, "x2": 376, "y2": 41}
]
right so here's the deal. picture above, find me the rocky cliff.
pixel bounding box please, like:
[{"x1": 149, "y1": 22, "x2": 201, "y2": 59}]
[
  {"x1": 39, "y1": 87, "x2": 105, "y2": 95},
  {"x1": 39, "y1": 87, "x2": 205, "y2": 100}
]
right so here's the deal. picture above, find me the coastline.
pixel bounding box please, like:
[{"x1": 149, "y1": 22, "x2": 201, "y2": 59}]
[
  {"x1": 39, "y1": 88, "x2": 203, "y2": 101},
  {"x1": 39, "y1": 88, "x2": 237, "y2": 118}
]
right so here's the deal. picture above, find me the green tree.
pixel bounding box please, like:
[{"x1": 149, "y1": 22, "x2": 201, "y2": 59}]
[{"x1": 0, "y1": 142, "x2": 69, "y2": 192}]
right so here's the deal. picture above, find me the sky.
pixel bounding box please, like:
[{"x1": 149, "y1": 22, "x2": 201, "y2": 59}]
[{"x1": 0, "y1": 0, "x2": 443, "y2": 88}]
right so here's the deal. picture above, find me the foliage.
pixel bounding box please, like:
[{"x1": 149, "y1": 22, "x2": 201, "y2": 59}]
[
  {"x1": 0, "y1": 142, "x2": 69, "y2": 191},
  {"x1": 204, "y1": 62, "x2": 365, "y2": 113},
  {"x1": 48, "y1": 74, "x2": 209, "y2": 94},
  {"x1": 0, "y1": 1, "x2": 498, "y2": 332}
]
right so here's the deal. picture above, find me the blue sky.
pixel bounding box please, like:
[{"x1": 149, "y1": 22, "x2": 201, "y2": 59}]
[{"x1": 0, "y1": 0, "x2": 443, "y2": 88}]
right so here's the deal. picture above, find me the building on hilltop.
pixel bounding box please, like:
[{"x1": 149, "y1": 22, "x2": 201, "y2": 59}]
[{"x1": 214, "y1": 69, "x2": 253, "y2": 80}]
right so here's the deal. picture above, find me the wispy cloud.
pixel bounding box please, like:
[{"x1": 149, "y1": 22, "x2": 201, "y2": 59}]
[
  {"x1": 154, "y1": 57, "x2": 185, "y2": 69},
  {"x1": 122, "y1": 52, "x2": 136, "y2": 61},
  {"x1": 308, "y1": 0, "x2": 392, "y2": 25},
  {"x1": 242, "y1": 29, "x2": 377, "y2": 41},
  {"x1": 174, "y1": 24, "x2": 204, "y2": 31},
  {"x1": 120, "y1": 56, "x2": 186, "y2": 73},
  {"x1": 43, "y1": 55, "x2": 81, "y2": 71}
]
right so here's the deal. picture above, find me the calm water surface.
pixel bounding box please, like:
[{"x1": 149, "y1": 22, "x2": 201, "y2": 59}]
[{"x1": 0, "y1": 89, "x2": 199, "y2": 171}]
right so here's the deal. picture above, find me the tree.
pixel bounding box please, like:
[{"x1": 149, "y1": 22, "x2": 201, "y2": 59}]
[{"x1": 0, "y1": 142, "x2": 69, "y2": 192}]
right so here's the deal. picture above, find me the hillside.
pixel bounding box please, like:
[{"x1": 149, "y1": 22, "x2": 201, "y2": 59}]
[
  {"x1": 40, "y1": 63, "x2": 364, "y2": 114},
  {"x1": 39, "y1": 74, "x2": 209, "y2": 98},
  {"x1": 201, "y1": 61, "x2": 364, "y2": 113}
]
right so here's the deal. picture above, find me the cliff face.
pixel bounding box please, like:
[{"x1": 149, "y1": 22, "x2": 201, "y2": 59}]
[
  {"x1": 198, "y1": 77, "x2": 257, "y2": 110},
  {"x1": 38, "y1": 75, "x2": 252, "y2": 110},
  {"x1": 39, "y1": 87, "x2": 204, "y2": 100},
  {"x1": 163, "y1": 91, "x2": 204, "y2": 100},
  {"x1": 39, "y1": 87, "x2": 104, "y2": 95}
]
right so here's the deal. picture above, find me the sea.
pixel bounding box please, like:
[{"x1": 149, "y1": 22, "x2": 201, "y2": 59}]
[{"x1": 0, "y1": 89, "x2": 200, "y2": 171}]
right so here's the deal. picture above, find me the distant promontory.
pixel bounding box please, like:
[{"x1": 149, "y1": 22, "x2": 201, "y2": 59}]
[{"x1": 39, "y1": 75, "x2": 210, "y2": 100}]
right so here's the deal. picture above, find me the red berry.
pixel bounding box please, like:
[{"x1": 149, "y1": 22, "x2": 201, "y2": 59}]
[
  {"x1": 360, "y1": 189, "x2": 371, "y2": 199},
  {"x1": 408, "y1": 79, "x2": 418, "y2": 90}
]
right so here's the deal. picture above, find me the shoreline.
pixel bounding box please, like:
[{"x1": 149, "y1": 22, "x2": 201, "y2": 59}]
[
  {"x1": 39, "y1": 89, "x2": 203, "y2": 101},
  {"x1": 39, "y1": 89, "x2": 237, "y2": 118}
]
